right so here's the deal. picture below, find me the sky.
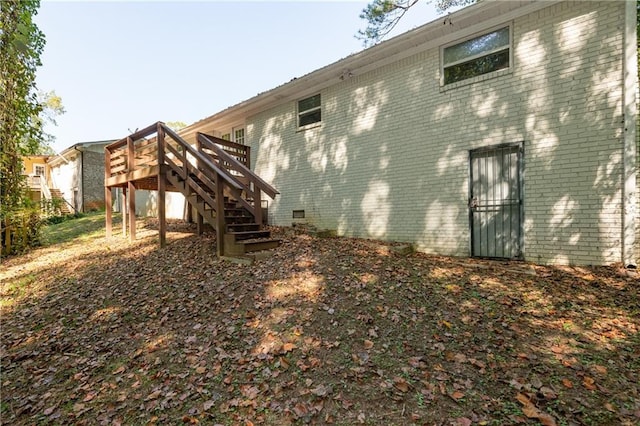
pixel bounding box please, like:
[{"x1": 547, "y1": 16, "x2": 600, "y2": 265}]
[{"x1": 35, "y1": 0, "x2": 448, "y2": 153}]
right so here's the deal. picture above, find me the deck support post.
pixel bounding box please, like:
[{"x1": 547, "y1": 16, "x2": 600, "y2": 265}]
[
  {"x1": 254, "y1": 188, "x2": 263, "y2": 226},
  {"x1": 105, "y1": 187, "x2": 112, "y2": 238},
  {"x1": 215, "y1": 173, "x2": 225, "y2": 256},
  {"x1": 195, "y1": 133, "x2": 204, "y2": 235},
  {"x1": 125, "y1": 136, "x2": 136, "y2": 241},
  {"x1": 157, "y1": 123, "x2": 166, "y2": 248},
  {"x1": 105, "y1": 147, "x2": 112, "y2": 238},
  {"x1": 128, "y1": 182, "x2": 136, "y2": 241},
  {"x1": 196, "y1": 211, "x2": 203, "y2": 235},
  {"x1": 121, "y1": 188, "x2": 127, "y2": 238}
]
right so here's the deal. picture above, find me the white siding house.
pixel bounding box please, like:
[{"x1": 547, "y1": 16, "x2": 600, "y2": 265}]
[{"x1": 173, "y1": 0, "x2": 637, "y2": 266}]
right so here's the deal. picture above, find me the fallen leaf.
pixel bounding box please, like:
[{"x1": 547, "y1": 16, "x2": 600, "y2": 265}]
[
  {"x1": 539, "y1": 386, "x2": 557, "y2": 400},
  {"x1": 453, "y1": 417, "x2": 472, "y2": 426},
  {"x1": 311, "y1": 384, "x2": 331, "y2": 397},
  {"x1": 363, "y1": 339, "x2": 374, "y2": 349},
  {"x1": 146, "y1": 390, "x2": 162, "y2": 401},
  {"x1": 583, "y1": 376, "x2": 596, "y2": 390},
  {"x1": 593, "y1": 365, "x2": 608, "y2": 375},
  {"x1": 537, "y1": 412, "x2": 557, "y2": 426},
  {"x1": 522, "y1": 404, "x2": 540, "y2": 419},
  {"x1": 393, "y1": 377, "x2": 410, "y2": 393},
  {"x1": 293, "y1": 402, "x2": 309, "y2": 418},
  {"x1": 562, "y1": 378, "x2": 573, "y2": 388},
  {"x1": 450, "y1": 390, "x2": 465, "y2": 400},
  {"x1": 516, "y1": 392, "x2": 531, "y2": 405},
  {"x1": 282, "y1": 343, "x2": 296, "y2": 353},
  {"x1": 43, "y1": 405, "x2": 58, "y2": 416},
  {"x1": 550, "y1": 346, "x2": 564, "y2": 354}
]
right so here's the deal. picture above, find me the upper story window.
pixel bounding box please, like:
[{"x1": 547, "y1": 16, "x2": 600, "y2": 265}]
[
  {"x1": 442, "y1": 26, "x2": 510, "y2": 85},
  {"x1": 34, "y1": 164, "x2": 45, "y2": 176},
  {"x1": 234, "y1": 128, "x2": 245, "y2": 145},
  {"x1": 298, "y1": 94, "x2": 321, "y2": 128},
  {"x1": 221, "y1": 133, "x2": 231, "y2": 141}
]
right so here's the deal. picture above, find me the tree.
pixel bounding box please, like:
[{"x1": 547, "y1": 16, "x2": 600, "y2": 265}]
[
  {"x1": 166, "y1": 121, "x2": 187, "y2": 131},
  {"x1": 356, "y1": 0, "x2": 476, "y2": 47},
  {"x1": 0, "y1": 0, "x2": 46, "y2": 254},
  {"x1": 35, "y1": 90, "x2": 65, "y2": 154}
]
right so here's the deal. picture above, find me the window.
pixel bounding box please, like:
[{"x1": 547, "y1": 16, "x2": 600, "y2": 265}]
[
  {"x1": 442, "y1": 26, "x2": 510, "y2": 85},
  {"x1": 34, "y1": 165, "x2": 45, "y2": 176},
  {"x1": 221, "y1": 133, "x2": 231, "y2": 141},
  {"x1": 234, "y1": 128, "x2": 245, "y2": 145},
  {"x1": 298, "y1": 94, "x2": 321, "y2": 127}
]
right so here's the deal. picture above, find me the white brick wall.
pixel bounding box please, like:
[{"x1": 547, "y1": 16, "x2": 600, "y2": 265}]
[{"x1": 249, "y1": 1, "x2": 632, "y2": 266}]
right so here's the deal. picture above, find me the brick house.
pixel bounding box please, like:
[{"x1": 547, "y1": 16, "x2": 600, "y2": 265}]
[
  {"x1": 47, "y1": 140, "x2": 114, "y2": 213},
  {"x1": 138, "y1": 0, "x2": 637, "y2": 266}
]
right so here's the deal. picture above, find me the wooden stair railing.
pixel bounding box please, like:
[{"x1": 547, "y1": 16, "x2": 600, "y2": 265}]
[
  {"x1": 197, "y1": 133, "x2": 279, "y2": 226},
  {"x1": 105, "y1": 122, "x2": 280, "y2": 257}
]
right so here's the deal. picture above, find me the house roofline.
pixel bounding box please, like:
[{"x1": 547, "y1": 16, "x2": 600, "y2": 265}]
[
  {"x1": 48, "y1": 140, "x2": 116, "y2": 166},
  {"x1": 178, "y1": 0, "x2": 560, "y2": 138}
]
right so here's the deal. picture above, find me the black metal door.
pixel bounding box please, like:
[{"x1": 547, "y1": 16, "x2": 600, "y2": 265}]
[{"x1": 469, "y1": 143, "x2": 523, "y2": 259}]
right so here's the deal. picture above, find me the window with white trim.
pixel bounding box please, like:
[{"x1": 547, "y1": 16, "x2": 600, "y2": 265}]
[
  {"x1": 298, "y1": 94, "x2": 321, "y2": 128},
  {"x1": 34, "y1": 165, "x2": 45, "y2": 176},
  {"x1": 234, "y1": 128, "x2": 245, "y2": 145},
  {"x1": 221, "y1": 133, "x2": 231, "y2": 141},
  {"x1": 442, "y1": 26, "x2": 510, "y2": 85}
]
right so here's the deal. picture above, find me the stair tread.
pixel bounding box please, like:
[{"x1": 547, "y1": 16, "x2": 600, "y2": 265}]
[
  {"x1": 237, "y1": 237, "x2": 282, "y2": 245},
  {"x1": 229, "y1": 230, "x2": 270, "y2": 236}
]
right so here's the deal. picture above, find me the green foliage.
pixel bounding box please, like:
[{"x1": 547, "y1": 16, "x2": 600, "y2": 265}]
[
  {"x1": 0, "y1": 0, "x2": 46, "y2": 255},
  {"x1": 36, "y1": 90, "x2": 66, "y2": 153},
  {"x1": 0, "y1": 207, "x2": 43, "y2": 257},
  {"x1": 356, "y1": 0, "x2": 476, "y2": 46},
  {"x1": 166, "y1": 121, "x2": 187, "y2": 131}
]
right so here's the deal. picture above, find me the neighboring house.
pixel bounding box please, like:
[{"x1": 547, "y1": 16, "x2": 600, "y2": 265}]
[
  {"x1": 23, "y1": 155, "x2": 51, "y2": 204},
  {"x1": 144, "y1": 0, "x2": 637, "y2": 266},
  {"x1": 45, "y1": 140, "x2": 114, "y2": 213}
]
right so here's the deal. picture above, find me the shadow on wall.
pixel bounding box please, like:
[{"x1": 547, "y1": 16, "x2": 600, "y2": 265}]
[{"x1": 252, "y1": 2, "x2": 628, "y2": 265}]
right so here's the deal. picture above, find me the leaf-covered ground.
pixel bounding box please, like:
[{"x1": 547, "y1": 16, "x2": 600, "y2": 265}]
[{"x1": 1, "y1": 214, "x2": 639, "y2": 425}]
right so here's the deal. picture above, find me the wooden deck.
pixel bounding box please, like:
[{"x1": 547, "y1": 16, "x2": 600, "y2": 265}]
[{"x1": 104, "y1": 122, "x2": 279, "y2": 257}]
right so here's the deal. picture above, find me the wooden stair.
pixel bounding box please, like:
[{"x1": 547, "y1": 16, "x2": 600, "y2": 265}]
[
  {"x1": 166, "y1": 169, "x2": 281, "y2": 257},
  {"x1": 49, "y1": 189, "x2": 73, "y2": 215},
  {"x1": 105, "y1": 122, "x2": 280, "y2": 258}
]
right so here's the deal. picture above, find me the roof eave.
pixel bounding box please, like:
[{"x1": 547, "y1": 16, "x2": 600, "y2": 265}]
[{"x1": 179, "y1": 0, "x2": 559, "y2": 138}]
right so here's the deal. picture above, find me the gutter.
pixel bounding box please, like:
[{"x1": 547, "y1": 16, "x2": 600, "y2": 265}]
[{"x1": 622, "y1": 0, "x2": 638, "y2": 267}]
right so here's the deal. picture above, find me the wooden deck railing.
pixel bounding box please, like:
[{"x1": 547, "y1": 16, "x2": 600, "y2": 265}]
[
  {"x1": 104, "y1": 122, "x2": 275, "y2": 255},
  {"x1": 198, "y1": 133, "x2": 278, "y2": 226},
  {"x1": 198, "y1": 133, "x2": 251, "y2": 168}
]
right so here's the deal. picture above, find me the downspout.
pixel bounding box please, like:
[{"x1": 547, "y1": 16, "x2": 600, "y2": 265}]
[{"x1": 622, "y1": 0, "x2": 638, "y2": 267}]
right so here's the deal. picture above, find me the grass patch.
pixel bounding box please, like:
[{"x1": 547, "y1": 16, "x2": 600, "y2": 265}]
[{"x1": 41, "y1": 211, "x2": 119, "y2": 246}]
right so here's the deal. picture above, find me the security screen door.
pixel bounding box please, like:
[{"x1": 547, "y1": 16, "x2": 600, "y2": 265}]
[{"x1": 469, "y1": 143, "x2": 523, "y2": 259}]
